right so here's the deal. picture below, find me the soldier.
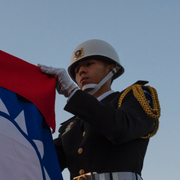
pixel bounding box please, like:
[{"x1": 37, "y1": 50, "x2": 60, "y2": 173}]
[{"x1": 39, "y1": 39, "x2": 160, "y2": 180}]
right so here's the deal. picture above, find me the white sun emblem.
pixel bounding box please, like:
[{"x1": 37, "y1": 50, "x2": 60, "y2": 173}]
[{"x1": 0, "y1": 98, "x2": 51, "y2": 180}]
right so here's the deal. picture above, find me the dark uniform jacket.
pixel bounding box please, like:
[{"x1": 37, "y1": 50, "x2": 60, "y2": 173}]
[{"x1": 54, "y1": 81, "x2": 155, "y2": 179}]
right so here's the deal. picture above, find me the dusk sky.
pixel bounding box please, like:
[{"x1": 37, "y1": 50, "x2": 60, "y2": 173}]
[{"x1": 1, "y1": 1, "x2": 180, "y2": 179}]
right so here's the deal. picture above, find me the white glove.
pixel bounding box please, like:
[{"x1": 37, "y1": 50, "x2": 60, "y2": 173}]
[{"x1": 38, "y1": 64, "x2": 78, "y2": 97}]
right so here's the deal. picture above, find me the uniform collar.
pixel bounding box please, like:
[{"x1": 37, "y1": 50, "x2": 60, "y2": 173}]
[{"x1": 97, "y1": 90, "x2": 114, "y2": 101}]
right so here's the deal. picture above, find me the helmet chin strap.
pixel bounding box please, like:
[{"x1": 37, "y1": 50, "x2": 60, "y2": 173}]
[{"x1": 82, "y1": 66, "x2": 120, "y2": 95}]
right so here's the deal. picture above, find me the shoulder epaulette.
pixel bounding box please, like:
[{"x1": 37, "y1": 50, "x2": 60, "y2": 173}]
[{"x1": 118, "y1": 80, "x2": 161, "y2": 139}]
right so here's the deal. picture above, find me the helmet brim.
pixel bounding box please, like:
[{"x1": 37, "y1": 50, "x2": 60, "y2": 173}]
[{"x1": 68, "y1": 55, "x2": 124, "y2": 82}]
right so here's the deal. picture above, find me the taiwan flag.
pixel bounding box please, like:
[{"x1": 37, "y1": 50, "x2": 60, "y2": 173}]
[{"x1": 0, "y1": 50, "x2": 63, "y2": 180}]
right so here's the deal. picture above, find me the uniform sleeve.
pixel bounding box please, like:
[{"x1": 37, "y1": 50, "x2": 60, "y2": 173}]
[
  {"x1": 53, "y1": 135, "x2": 67, "y2": 171},
  {"x1": 64, "y1": 90, "x2": 155, "y2": 144}
]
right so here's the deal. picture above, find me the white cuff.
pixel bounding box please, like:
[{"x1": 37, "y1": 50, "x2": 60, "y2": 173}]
[{"x1": 67, "y1": 88, "x2": 79, "y2": 102}]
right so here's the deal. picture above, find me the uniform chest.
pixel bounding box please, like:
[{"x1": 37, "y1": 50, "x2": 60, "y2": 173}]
[{"x1": 60, "y1": 117, "x2": 111, "y2": 152}]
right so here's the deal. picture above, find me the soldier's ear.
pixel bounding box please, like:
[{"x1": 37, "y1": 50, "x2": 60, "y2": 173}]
[{"x1": 108, "y1": 64, "x2": 116, "y2": 72}]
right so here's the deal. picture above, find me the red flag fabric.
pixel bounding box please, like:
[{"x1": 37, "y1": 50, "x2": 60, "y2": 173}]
[{"x1": 0, "y1": 50, "x2": 56, "y2": 132}]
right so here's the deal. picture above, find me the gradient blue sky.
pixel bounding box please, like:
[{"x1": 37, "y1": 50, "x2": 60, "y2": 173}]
[{"x1": 1, "y1": 1, "x2": 180, "y2": 179}]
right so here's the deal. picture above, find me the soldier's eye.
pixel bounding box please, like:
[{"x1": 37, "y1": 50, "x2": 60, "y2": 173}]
[
  {"x1": 75, "y1": 67, "x2": 79, "y2": 74},
  {"x1": 87, "y1": 62, "x2": 94, "y2": 66}
]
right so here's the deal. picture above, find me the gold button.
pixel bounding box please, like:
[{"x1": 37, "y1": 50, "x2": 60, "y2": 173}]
[
  {"x1": 83, "y1": 131, "x2": 86, "y2": 137},
  {"x1": 78, "y1": 148, "x2": 83, "y2": 154},
  {"x1": 79, "y1": 169, "x2": 85, "y2": 175}
]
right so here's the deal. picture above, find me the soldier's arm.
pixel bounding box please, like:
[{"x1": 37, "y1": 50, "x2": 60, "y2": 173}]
[
  {"x1": 54, "y1": 135, "x2": 67, "y2": 171},
  {"x1": 64, "y1": 90, "x2": 156, "y2": 144}
]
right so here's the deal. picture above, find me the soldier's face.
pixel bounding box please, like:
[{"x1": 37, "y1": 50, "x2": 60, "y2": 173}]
[{"x1": 75, "y1": 59, "x2": 112, "y2": 89}]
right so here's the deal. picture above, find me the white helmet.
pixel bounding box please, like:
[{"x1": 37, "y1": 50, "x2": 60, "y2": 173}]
[{"x1": 68, "y1": 39, "x2": 124, "y2": 82}]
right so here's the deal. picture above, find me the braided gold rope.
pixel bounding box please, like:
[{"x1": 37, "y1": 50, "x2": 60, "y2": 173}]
[
  {"x1": 118, "y1": 84, "x2": 161, "y2": 139},
  {"x1": 77, "y1": 175, "x2": 87, "y2": 180}
]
